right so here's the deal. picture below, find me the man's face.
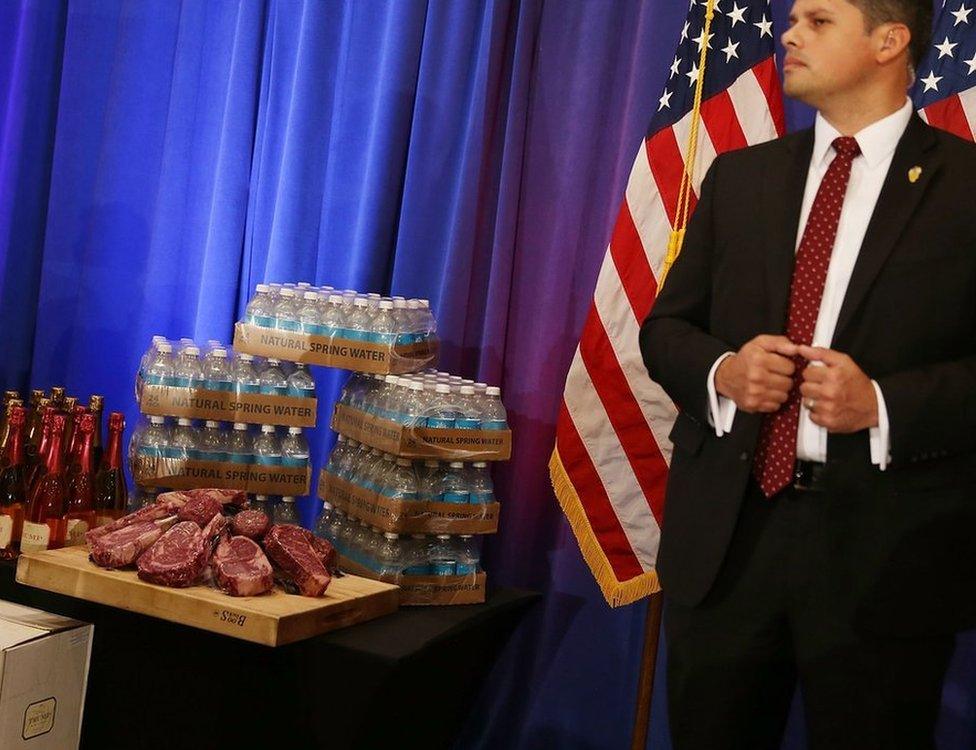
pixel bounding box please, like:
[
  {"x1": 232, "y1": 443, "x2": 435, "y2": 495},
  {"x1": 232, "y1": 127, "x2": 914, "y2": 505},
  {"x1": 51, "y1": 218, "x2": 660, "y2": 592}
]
[{"x1": 781, "y1": 0, "x2": 880, "y2": 106}]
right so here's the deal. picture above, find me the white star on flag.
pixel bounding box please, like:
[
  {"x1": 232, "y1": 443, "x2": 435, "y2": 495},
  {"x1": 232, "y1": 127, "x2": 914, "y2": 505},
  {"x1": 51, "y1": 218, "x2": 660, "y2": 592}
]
[
  {"x1": 965, "y1": 53, "x2": 976, "y2": 74},
  {"x1": 693, "y1": 28, "x2": 715, "y2": 52},
  {"x1": 658, "y1": 89, "x2": 673, "y2": 111},
  {"x1": 921, "y1": 71, "x2": 943, "y2": 92},
  {"x1": 685, "y1": 62, "x2": 701, "y2": 87},
  {"x1": 754, "y1": 15, "x2": 773, "y2": 38},
  {"x1": 722, "y1": 38, "x2": 740, "y2": 62},
  {"x1": 727, "y1": 2, "x2": 747, "y2": 26},
  {"x1": 951, "y1": 4, "x2": 972, "y2": 25},
  {"x1": 669, "y1": 55, "x2": 681, "y2": 79},
  {"x1": 935, "y1": 36, "x2": 958, "y2": 58}
]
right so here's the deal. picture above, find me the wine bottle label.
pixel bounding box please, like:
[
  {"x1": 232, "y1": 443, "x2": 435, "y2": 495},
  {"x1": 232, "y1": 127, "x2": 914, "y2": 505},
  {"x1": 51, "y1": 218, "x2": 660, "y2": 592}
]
[
  {"x1": 0, "y1": 515, "x2": 13, "y2": 549},
  {"x1": 20, "y1": 522, "x2": 51, "y2": 552},
  {"x1": 66, "y1": 519, "x2": 89, "y2": 546},
  {"x1": 95, "y1": 514, "x2": 116, "y2": 528}
]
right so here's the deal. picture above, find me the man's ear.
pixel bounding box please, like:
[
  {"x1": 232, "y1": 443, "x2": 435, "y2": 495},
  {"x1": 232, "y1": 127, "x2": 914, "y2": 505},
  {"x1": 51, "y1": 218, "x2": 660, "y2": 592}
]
[{"x1": 877, "y1": 22, "x2": 911, "y2": 65}]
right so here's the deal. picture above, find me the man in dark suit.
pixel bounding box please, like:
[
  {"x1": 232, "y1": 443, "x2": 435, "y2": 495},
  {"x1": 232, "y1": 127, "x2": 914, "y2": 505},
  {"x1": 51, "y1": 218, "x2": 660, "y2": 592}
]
[{"x1": 639, "y1": 0, "x2": 976, "y2": 747}]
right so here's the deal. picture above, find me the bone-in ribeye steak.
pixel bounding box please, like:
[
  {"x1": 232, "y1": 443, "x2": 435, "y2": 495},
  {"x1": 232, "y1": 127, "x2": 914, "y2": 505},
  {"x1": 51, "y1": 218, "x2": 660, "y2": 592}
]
[
  {"x1": 262, "y1": 524, "x2": 333, "y2": 597},
  {"x1": 212, "y1": 536, "x2": 274, "y2": 597},
  {"x1": 85, "y1": 494, "x2": 188, "y2": 546},
  {"x1": 89, "y1": 522, "x2": 165, "y2": 569},
  {"x1": 137, "y1": 521, "x2": 208, "y2": 587}
]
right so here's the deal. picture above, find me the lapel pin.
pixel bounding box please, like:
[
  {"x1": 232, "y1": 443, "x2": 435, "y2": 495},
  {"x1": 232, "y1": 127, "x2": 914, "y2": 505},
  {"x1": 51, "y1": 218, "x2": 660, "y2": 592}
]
[{"x1": 908, "y1": 165, "x2": 922, "y2": 184}]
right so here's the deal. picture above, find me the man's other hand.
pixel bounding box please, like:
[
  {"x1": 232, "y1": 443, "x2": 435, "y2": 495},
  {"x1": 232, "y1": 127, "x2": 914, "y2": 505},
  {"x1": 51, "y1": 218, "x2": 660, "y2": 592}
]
[
  {"x1": 797, "y1": 345, "x2": 879, "y2": 433},
  {"x1": 715, "y1": 335, "x2": 798, "y2": 413}
]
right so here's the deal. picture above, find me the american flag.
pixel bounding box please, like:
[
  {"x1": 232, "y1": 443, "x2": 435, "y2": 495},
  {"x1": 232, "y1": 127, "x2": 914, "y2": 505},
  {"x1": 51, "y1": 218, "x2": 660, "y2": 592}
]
[
  {"x1": 550, "y1": 0, "x2": 785, "y2": 606},
  {"x1": 913, "y1": 1, "x2": 976, "y2": 140}
]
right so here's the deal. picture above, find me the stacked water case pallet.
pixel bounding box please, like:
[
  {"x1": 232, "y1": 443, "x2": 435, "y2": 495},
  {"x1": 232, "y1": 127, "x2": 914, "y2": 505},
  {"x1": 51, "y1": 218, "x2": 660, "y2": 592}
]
[
  {"x1": 230, "y1": 285, "x2": 510, "y2": 605},
  {"x1": 132, "y1": 339, "x2": 315, "y2": 498}
]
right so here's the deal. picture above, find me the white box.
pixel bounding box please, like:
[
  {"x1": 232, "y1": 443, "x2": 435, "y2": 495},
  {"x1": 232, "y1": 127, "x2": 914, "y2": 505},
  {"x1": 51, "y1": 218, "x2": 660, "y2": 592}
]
[{"x1": 0, "y1": 601, "x2": 92, "y2": 750}]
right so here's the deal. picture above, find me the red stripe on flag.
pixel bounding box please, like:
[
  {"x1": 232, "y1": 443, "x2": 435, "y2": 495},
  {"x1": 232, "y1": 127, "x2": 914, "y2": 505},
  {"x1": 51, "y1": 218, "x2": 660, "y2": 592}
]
[
  {"x1": 752, "y1": 57, "x2": 787, "y2": 136},
  {"x1": 555, "y1": 402, "x2": 645, "y2": 581},
  {"x1": 700, "y1": 90, "x2": 748, "y2": 154},
  {"x1": 578, "y1": 310, "x2": 669, "y2": 526},
  {"x1": 645, "y1": 127, "x2": 696, "y2": 227},
  {"x1": 608, "y1": 201, "x2": 658, "y2": 324},
  {"x1": 923, "y1": 95, "x2": 973, "y2": 141}
]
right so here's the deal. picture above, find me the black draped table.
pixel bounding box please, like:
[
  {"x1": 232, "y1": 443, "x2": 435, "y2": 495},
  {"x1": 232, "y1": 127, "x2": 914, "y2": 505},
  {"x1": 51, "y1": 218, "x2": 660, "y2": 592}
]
[{"x1": 0, "y1": 561, "x2": 538, "y2": 749}]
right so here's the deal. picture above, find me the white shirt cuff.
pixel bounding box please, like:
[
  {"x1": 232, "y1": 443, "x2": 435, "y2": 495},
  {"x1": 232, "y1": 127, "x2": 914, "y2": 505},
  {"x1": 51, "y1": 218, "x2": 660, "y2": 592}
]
[
  {"x1": 706, "y1": 352, "x2": 737, "y2": 437},
  {"x1": 869, "y1": 379, "x2": 890, "y2": 471}
]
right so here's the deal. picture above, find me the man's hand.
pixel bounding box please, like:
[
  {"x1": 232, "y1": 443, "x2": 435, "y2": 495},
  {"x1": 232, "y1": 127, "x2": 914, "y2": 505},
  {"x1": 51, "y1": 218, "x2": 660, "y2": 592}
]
[
  {"x1": 715, "y1": 335, "x2": 798, "y2": 413},
  {"x1": 797, "y1": 345, "x2": 878, "y2": 433}
]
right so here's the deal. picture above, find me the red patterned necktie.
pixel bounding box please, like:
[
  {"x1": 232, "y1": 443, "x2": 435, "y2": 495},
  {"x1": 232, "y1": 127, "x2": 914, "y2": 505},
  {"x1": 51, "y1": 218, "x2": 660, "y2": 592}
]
[{"x1": 752, "y1": 136, "x2": 861, "y2": 498}]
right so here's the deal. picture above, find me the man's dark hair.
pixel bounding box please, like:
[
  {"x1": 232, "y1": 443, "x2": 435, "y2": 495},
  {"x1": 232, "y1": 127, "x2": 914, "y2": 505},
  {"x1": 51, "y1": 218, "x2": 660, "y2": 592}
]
[{"x1": 849, "y1": 0, "x2": 933, "y2": 70}]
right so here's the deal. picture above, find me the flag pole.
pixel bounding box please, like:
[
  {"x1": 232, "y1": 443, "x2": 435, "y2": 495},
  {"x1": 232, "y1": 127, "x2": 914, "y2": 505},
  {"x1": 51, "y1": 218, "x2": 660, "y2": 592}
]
[
  {"x1": 631, "y1": 2, "x2": 715, "y2": 747},
  {"x1": 629, "y1": 592, "x2": 664, "y2": 750}
]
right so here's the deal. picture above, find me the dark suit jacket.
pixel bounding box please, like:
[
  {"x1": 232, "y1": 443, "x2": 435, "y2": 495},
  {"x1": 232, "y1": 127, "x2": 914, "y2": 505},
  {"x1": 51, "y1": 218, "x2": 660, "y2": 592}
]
[{"x1": 639, "y1": 114, "x2": 976, "y2": 637}]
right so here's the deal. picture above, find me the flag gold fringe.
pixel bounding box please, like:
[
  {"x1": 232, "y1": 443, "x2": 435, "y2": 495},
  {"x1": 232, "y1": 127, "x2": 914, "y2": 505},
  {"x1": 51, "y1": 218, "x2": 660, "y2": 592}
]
[{"x1": 549, "y1": 447, "x2": 660, "y2": 607}]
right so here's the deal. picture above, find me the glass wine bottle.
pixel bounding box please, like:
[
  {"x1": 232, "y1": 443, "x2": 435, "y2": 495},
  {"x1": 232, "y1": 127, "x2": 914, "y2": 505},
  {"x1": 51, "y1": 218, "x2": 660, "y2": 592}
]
[
  {"x1": 93, "y1": 412, "x2": 128, "y2": 527},
  {"x1": 89, "y1": 395, "x2": 105, "y2": 467},
  {"x1": 22, "y1": 413, "x2": 68, "y2": 552},
  {"x1": 0, "y1": 406, "x2": 28, "y2": 556},
  {"x1": 65, "y1": 413, "x2": 97, "y2": 546}
]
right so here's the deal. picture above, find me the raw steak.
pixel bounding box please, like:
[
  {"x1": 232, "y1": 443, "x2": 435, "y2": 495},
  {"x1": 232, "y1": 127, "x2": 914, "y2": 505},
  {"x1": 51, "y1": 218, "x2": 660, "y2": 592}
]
[
  {"x1": 262, "y1": 524, "x2": 332, "y2": 597},
  {"x1": 137, "y1": 521, "x2": 208, "y2": 587},
  {"x1": 89, "y1": 522, "x2": 165, "y2": 569},
  {"x1": 186, "y1": 488, "x2": 246, "y2": 507},
  {"x1": 177, "y1": 495, "x2": 223, "y2": 527},
  {"x1": 212, "y1": 536, "x2": 274, "y2": 596},
  {"x1": 231, "y1": 510, "x2": 270, "y2": 540},
  {"x1": 85, "y1": 495, "x2": 188, "y2": 545}
]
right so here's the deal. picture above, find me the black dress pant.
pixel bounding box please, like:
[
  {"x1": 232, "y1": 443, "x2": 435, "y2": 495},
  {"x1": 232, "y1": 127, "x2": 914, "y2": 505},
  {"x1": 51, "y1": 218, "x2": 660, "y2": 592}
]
[{"x1": 664, "y1": 480, "x2": 956, "y2": 750}]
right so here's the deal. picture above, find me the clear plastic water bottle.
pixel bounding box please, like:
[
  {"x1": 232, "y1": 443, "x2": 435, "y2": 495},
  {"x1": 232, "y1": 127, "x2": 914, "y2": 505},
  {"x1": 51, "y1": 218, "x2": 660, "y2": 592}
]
[
  {"x1": 331, "y1": 508, "x2": 352, "y2": 552},
  {"x1": 227, "y1": 422, "x2": 253, "y2": 464},
  {"x1": 274, "y1": 287, "x2": 302, "y2": 332},
  {"x1": 376, "y1": 532, "x2": 404, "y2": 576},
  {"x1": 298, "y1": 291, "x2": 324, "y2": 336},
  {"x1": 144, "y1": 342, "x2": 175, "y2": 386},
  {"x1": 391, "y1": 298, "x2": 411, "y2": 345},
  {"x1": 253, "y1": 425, "x2": 282, "y2": 466},
  {"x1": 275, "y1": 496, "x2": 300, "y2": 525},
  {"x1": 315, "y1": 501, "x2": 334, "y2": 540},
  {"x1": 139, "y1": 336, "x2": 169, "y2": 380},
  {"x1": 404, "y1": 534, "x2": 432, "y2": 575},
  {"x1": 245, "y1": 284, "x2": 276, "y2": 328},
  {"x1": 233, "y1": 352, "x2": 261, "y2": 394},
  {"x1": 200, "y1": 420, "x2": 229, "y2": 462},
  {"x1": 418, "y1": 460, "x2": 444, "y2": 503},
  {"x1": 382, "y1": 376, "x2": 406, "y2": 423},
  {"x1": 251, "y1": 494, "x2": 271, "y2": 516},
  {"x1": 171, "y1": 417, "x2": 199, "y2": 460},
  {"x1": 417, "y1": 299, "x2": 437, "y2": 340},
  {"x1": 401, "y1": 381, "x2": 427, "y2": 428},
  {"x1": 379, "y1": 457, "x2": 418, "y2": 502},
  {"x1": 140, "y1": 416, "x2": 170, "y2": 458},
  {"x1": 371, "y1": 300, "x2": 397, "y2": 345},
  {"x1": 441, "y1": 462, "x2": 469, "y2": 504},
  {"x1": 173, "y1": 346, "x2": 204, "y2": 389},
  {"x1": 202, "y1": 348, "x2": 234, "y2": 392},
  {"x1": 346, "y1": 297, "x2": 372, "y2": 341},
  {"x1": 286, "y1": 363, "x2": 315, "y2": 399},
  {"x1": 430, "y1": 534, "x2": 456, "y2": 576},
  {"x1": 259, "y1": 358, "x2": 288, "y2": 396},
  {"x1": 467, "y1": 462, "x2": 494, "y2": 504},
  {"x1": 428, "y1": 383, "x2": 456, "y2": 428},
  {"x1": 405, "y1": 299, "x2": 423, "y2": 343},
  {"x1": 455, "y1": 535, "x2": 480, "y2": 575},
  {"x1": 350, "y1": 520, "x2": 372, "y2": 562},
  {"x1": 482, "y1": 386, "x2": 508, "y2": 430},
  {"x1": 339, "y1": 439, "x2": 361, "y2": 480},
  {"x1": 455, "y1": 385, "x2": 481, "y2": 429},
  {"x1": 321, "y1": 294, "x2": 347, "y2": 339},
  {"x1": 281, "y1": 427, "x2": 309, "y2": 469}
]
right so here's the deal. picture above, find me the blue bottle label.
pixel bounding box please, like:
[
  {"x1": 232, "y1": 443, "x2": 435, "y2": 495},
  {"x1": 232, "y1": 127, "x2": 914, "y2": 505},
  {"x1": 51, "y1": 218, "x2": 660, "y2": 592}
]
[
  {"x1": 469, "y1": 492, "x2": 494, "y2": 504},
  {"x1": 432, "y1": 562, "x2": 456, "y2": 576},
  {"x1": 287, "y1": 387, "x2": 316, "y2": 399},
  {"x1": 418, "y1": 491, "x2": 442, "y2": 503},
  {"x1": 383, "y1": 490, "x2": 418, "y2": 502},
  {"x1": 369, "y1": 331, "x2": 396, "y2": 345},
  {"x1": 443, "y1": 492, "x2": 469, "y2": 504},
  {"x1": 404, "y1": 565, "x2": 432, "y2": 576},
  {"x1": 481, "y1": 419, "x2": 508, "y2": 431},
  {"x1": 260, "y1": 385, "x2": 289, "y2": 396},
  {"x1": 455, "y1": 418, "x2": 480, "y2": 430},
  {"x1": 171, "y1": 377, "x2": 191, "y2": 388},
  {"x1": 227, "y1": 452, "x2": 253, "y2": 464},
  {"x1": 456, "y1": 563, "x2": 477, "y2": 575},
  {"x1": 144, "y1": 374, "x2": 165, "y2": 386},
  {"x1": 239, "y1": 383, "x2": 261, "y2": 394},
  {"x1": 138, "y1": 446, "x2": 163, "y2": 458},
  {"x1": 281, "y1": 456, "x2": 308, "y2": 468},
  {"x1": 302, "y1": 322, "x2": 326, "y2": 336},
  {"x1": 427, "y1": 416, "x2": 455, "y2": 429},
  {"x1": 207, "y1": 451, "x2": 229, "y2": 463},
  {"x1": 276, "y1": 319, "x2": 302, "y2": 332},
  {"x1": 255, "y1": 455, "x2": 281, "y2": 466}
]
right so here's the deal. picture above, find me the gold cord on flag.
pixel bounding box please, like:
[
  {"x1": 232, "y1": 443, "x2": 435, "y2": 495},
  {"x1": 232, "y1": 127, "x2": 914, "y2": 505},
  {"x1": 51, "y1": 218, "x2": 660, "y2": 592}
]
[{"x1": 660, "y1": 0, "x2": 716, "y2": 288}]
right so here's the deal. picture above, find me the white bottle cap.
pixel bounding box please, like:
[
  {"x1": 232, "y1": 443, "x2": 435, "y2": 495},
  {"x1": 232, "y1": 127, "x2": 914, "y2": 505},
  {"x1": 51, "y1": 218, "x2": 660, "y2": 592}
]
[
  {"x1": 208, "y1": 339, "x2": 221, "y2": 347},
  {"x1": 410, "y1": 381, "x2": 424, "y2": 392},
  {"x1": 233, "y1": 422, "x2": 247, "y2": 430},
  {"x1": 460, "y1": 385, "x2": 475, "y2": 395},
  {"x1": 280, "y1": 287, "x2": 296, "y2": 298},
  {"x1": 486, "y1": 386, "x2": 501, "y2": 397},
  {"x1": 282, "y1": 496, "x2": 295, "y2": 502},
  {"x1": 406, "y1": 299, "x2": 420, "y2": 309},
  {"x1": 288, "y1": 427, "x2": 302, "y2": 435},
  {"x1": 419, "y1": 299, "x2": 431, "y2": 309},
  {"x1": 261, "y1": 424, "x2": 275, "y2": 433},
  {"x1": 436, "y1": 534, "x2": 450, "y2": 540},
  {"x1": 150, "y1": 416, "x2": 166, "y2": 425},
  {"x1": 392, "y1": 299, "x2": 407, "y2": 309},
  {"x1": 391, "y1": 295, "x2": 406, "y2": 301},
  {"x1": 473, "y1": 461, "x2": 487, "y2": 468},
  {"x1": 238, "y1": 352, "x2": 254, "y2": 361},
  {"x1": 322, "y1": 501, "x2": 333, "y2": 511},
  {"x1": 157, "y1": 342, "x2": 173, "y2": 353},
  {"x1": 460, "y1": 534, "x2": 474, "y2": 540},
  {"x1": 354, "y1": 297, "x2": 369, "y2": 308},
  {"x1": 255, "y1": 283, "x2": 271, "y2": 293},
  {"x1": 379, "y1": 300, "x2": 394, "y2": 310},
  {"x1": 367, "y1": 293, "x2": 381, "y2": 299},
  {"x1": 449, "y1": 462, "x2": 464, "y2": 469},
  {"x1": 152, "y1": 335, "x2": 167, "y2": 344},
  {"x1": 328, "y1": 294, "x2": 343, "y2": 304},
  {"x1": 181, "y1": 337, "x2": 195, "y2": 344},
  {"x1": 303, "y1": 291, "x2": 319, "y2": 301},
  {"x1": 384, "y1": 532, "x2": 399, "y2": 541},
  {"x1": 267, "y1": 358, "x2": 280, "y2": 365},
  {"x1": 255, "y1": 494, "x2": 268, "y2": 501},
  {"x1": 213, "y1": 348, "x2": 228, "y2": 358},
  {"x1": 435, "y1": 383, "x2": 451, "y2": 394},
  {"x1": 184, "y1": 346, "x2": 200, "y2": 356},
  {"x1": 297, "y1": 282, "x2": 312, "y2": 289},
  {"x1": 205, "y1": 420, "x2": 220, "y2": 428}
]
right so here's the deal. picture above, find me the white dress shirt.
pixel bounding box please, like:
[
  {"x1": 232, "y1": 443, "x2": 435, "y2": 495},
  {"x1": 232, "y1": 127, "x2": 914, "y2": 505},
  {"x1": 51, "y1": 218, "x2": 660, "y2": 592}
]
[{"x1": 706, "y1": 97, "x2": 915, "y2": 470}]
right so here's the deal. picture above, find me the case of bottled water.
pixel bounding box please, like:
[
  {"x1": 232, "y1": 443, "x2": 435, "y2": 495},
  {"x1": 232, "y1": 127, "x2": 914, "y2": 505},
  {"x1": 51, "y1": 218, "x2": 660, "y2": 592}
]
[{"x1": 234, "y1": 283, "x2": 439, "y2": 374}]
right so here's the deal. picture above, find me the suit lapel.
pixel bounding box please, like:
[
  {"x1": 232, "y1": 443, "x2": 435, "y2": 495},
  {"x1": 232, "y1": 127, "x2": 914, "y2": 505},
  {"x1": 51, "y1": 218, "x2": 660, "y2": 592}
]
[
  {"x1": 762, "y1": 130, "x2": 814, "y2": 333},
  {"x1": 832, "y1": 115, "x2": 941, "y2": 342}
]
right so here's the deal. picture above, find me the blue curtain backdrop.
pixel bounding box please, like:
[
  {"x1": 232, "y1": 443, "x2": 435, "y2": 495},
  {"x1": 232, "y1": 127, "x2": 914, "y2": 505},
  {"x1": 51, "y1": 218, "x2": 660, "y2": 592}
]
[{"x1": 2, "y1": 1, "x2": 974, "y2": 749}]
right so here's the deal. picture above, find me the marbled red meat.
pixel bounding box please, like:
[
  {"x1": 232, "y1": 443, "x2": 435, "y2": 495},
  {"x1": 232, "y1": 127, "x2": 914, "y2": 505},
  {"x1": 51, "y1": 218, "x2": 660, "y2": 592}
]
[
  {"x1": 89, "y1": 522, "x2": 164, "y2": 568},
  {"x1": 212, "y1": 536, "x2": 274, "y2": 596},
  {"x1": 177, "y1": 495, "x2": 223, "y2": 527},
  {"x1": 262, "y1": 524, "x2": 332, "y2": 597},
  {"x1": 231, "y1": 510, "x2": 270, "y2": 540},
  {"x1": 137, "y1": 521, "x2": 208, "y2": 587}
]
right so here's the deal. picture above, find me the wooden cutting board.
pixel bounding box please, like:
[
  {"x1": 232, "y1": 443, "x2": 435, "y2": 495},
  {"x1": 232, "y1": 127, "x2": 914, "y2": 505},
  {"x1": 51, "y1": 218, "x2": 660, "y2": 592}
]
[{"x1": 16, "y1": 546, "x2": 400, "y2": 646}]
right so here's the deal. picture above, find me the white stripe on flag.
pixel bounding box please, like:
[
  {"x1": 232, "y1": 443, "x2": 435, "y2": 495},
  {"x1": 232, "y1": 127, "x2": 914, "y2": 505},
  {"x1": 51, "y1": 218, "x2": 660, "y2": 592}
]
[
  {"x1": 959, "y1": 88, "x2": 976, "y2": 136},
  {"x1": 564, "y1": 349, "x2": 662, "y2": 569},
  {"x1": 672, "y1": 106, "x2": 718, "y2": 195},
  {"x1": 624, "y1": 148, "x2": 674, "y2": 280},
  {"x1": 728, "y1": 69, "x2": 781, "y2": 146}
]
